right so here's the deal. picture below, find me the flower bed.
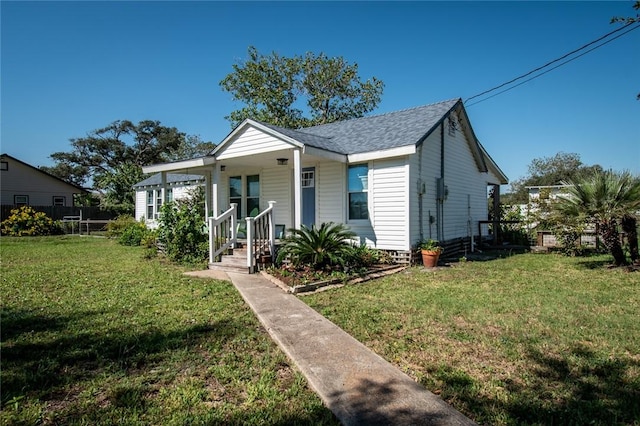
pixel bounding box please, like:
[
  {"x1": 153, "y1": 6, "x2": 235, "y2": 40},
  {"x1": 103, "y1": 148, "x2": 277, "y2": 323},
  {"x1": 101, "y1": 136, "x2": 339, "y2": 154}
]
[{"x1": 263, "y1": 264, "x2": 407, "y2": 294}]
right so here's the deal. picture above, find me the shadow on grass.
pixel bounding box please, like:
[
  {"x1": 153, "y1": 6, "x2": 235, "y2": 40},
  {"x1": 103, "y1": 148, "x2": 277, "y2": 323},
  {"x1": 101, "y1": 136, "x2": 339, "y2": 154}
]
[
  {"x1": 326, "y1": 376, "x2": 470, "y2": 425},
  {"x1": 445, "y1": 247, "x2": 530, "y2": 263},
  {"x1": 1, "y1": 307, "x2": 241, "y2": 404},
  {"x1": 576, "y1": 258, "x2": 614, "y2": 270},
  {"x1": 1, "y1": 306, "x2": 340, "y2": 425},
  {"x1": 424, "y1": 343, "x2": 640, "y2": 425}
]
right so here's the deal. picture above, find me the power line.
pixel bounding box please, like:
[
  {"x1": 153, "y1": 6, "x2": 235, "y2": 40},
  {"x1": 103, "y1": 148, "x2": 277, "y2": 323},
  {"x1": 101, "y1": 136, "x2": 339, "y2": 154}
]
[{"x1": 464, "y1": 21, "x2": 640, "y2": 106}]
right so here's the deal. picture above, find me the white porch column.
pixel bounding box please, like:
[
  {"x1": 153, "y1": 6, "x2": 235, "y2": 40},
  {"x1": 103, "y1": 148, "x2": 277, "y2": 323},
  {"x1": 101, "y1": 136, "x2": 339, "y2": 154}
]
[
  {"x1": 293, "y1": 148, "x2": 302, "y2": 229},
  {"x1": 212, "y1": 163, "x2": 220, "y2": 216},
  {"x1": 160, "y1": 171, "x2": 167, "y2": 206},
  {"x1": 204, "y1": 170, "x2": 211, "y2": 219}
]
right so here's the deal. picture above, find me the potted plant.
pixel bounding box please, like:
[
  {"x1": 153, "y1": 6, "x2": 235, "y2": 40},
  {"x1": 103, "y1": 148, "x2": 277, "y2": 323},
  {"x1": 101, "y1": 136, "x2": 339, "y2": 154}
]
[{"x1": 419, "y1": 239, "x2": 443, "y2": 268}]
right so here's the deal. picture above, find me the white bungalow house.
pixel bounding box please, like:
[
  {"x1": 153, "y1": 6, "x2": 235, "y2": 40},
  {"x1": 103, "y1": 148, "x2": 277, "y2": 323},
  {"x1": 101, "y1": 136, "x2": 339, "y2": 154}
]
[
  {"x1": 141, "y1": 98, "x2": 508, "y2": 272},
  {"x1": 133, "y1": 173, "x2": 204, "y2": 228}
]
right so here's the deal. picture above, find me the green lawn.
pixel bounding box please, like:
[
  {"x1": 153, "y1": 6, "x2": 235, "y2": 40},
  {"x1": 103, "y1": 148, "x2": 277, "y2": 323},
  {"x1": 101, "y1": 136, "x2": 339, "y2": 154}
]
[
  {"x1": 304, "y1": 253, "x2": 640, "y2": 425},
  {"x1": 1, "y1": 236, "x2": 337, "y2": 425}
]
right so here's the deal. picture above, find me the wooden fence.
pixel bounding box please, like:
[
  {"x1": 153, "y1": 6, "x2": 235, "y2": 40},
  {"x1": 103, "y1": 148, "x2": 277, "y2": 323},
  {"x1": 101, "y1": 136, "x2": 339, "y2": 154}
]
[{"x1": 1, "y1": 205, "x2": 116, "y2": 222}]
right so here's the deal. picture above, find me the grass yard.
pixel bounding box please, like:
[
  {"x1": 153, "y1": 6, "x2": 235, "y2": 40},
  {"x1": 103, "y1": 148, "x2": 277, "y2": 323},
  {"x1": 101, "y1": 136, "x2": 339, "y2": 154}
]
[
  {"x1": 305, "y1": 253, "x2": 640, "y2": 425},
  {"x1": 1, "y1": 236, "x2": 338, "y2": 425}
]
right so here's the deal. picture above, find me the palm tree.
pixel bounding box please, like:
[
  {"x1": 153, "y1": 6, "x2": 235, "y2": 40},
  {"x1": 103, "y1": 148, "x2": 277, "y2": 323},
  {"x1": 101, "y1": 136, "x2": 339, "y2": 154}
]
[{"x1": 556, "y1": 170, "x2": 640, "y2": 266}]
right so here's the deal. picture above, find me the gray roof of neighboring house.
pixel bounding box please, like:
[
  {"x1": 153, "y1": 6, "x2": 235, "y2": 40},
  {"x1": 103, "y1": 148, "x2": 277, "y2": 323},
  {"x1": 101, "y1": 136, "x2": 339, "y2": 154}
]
[
  {"x1": 258, "y1": 98, "x2": 460, "y2": 155},
  {"x1": 133, "y1": 173, "x2": 204, "y2": 188}
]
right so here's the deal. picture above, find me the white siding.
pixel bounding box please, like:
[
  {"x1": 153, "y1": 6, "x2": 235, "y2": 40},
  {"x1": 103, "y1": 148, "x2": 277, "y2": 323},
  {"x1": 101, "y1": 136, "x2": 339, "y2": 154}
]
[
  {"x1": 369, "y1": 158, "x2": 410, "y2": 250},
  {"x1": 317, "y1": 161, "x2": 345, "y2": 224},
  {"x1": 134, "y1": 191, "x2": 147, "y2": 221},
  {"x1": 261, "y1": 167, "x2": 292, "y2": 229},
  {"x1": 135, "y1": 184, "x2": 203, "y2": 226},
  {"x1": 216, "y1": 127, "x2": 292, "y2": 160},
  {"x1": 442, "y1": 124, "x2": 489, "y2": 242},
  {"x1": 409, "y1": 132, "x2": 442, "y2": 247}
]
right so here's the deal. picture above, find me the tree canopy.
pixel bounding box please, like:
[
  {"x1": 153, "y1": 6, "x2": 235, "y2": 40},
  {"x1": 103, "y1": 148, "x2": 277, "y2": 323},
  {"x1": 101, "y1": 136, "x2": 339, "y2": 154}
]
[
  {"x1": 220, "y1": 46, "x2": 384, "y2": 128},
  {"x1": 42, "y1": 120, "x2": 214, "y2": 213},
  {"x1": 503, "y1": 152, "x2": 603, "y2": 204}
]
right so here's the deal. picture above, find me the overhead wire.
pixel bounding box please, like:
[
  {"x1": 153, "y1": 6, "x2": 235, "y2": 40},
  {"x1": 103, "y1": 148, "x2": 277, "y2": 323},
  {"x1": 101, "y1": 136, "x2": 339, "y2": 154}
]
[{"x1": 464, "y1": 21, "x2": 640, "y2": 107}]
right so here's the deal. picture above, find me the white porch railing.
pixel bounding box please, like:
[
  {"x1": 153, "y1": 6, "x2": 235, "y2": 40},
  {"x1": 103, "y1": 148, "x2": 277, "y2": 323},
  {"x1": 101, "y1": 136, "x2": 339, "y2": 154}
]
[
  {"x1": 246, "y1": 201, "x2": 276, "y2": 273},
  {"x1": 208, "y1": 203, "x2": 237, "y2": 264}
]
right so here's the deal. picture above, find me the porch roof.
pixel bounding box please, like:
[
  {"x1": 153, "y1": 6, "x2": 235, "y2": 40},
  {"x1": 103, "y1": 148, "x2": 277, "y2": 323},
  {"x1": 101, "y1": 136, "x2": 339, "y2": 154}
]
[{"x1": 133, "y1": 173, "x2": 204, "y2": 188}]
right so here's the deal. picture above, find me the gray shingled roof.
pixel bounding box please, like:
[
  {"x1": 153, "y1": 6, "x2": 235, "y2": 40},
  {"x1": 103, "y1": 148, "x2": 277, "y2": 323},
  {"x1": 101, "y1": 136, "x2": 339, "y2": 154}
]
[
  {"x1": 133, "y1": 173, "x2": 204, "y2": 188},
  {"x1": 258, "y1": 98, "x2": 460, "y2": 155}
]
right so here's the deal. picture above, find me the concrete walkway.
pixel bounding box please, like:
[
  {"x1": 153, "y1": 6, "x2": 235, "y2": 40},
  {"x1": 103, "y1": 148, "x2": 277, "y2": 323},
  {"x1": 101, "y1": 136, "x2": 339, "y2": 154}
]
[{"x1": 188, "y1": 269, "x2": 476, "y2": 425}]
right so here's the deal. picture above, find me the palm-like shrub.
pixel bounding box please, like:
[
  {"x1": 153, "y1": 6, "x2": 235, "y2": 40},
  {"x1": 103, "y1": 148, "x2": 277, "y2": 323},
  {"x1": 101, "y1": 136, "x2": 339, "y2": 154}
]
[
  {"x1": 276, "y1": 222, "x2": 356, "y2": 269},
  {"x1": 555, "y1": 170, "x2": 640, "y2": 266}
]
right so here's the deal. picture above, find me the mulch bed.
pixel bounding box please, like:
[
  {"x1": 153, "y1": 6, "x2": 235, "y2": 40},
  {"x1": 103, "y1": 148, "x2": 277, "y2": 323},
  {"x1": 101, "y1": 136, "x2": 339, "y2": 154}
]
[{"x1": 262, "y1": 264, "x2": 407, "y2": 294}]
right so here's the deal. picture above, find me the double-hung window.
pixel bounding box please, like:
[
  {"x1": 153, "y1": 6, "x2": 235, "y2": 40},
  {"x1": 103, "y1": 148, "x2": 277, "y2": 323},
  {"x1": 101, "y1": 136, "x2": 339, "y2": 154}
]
[
  {"x1": 229, "y1": 176, "x2": 242, "y2": 219},
  {"x1": 146, "y1": 189, "x2": 172, "y2": 219},
  {"x1": 348, "y1": 164, "x2": 368, "y2": 220},
  {"x1": 246, "y1": 175, "x2": 260, "y2": 217}
]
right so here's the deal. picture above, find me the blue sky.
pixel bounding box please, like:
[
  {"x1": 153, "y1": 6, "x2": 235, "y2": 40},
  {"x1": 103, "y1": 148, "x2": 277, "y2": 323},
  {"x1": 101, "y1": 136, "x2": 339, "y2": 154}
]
[{"x1": 2, "y1": 1, "x2": 638, "y2": 189}]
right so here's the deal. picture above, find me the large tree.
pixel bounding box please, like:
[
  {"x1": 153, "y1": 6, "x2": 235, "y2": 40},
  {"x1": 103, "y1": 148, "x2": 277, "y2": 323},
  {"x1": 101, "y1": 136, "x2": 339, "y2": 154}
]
[
  {"x1": 555, "y1": 170, "x2": 640, "y2": 267},
  {"x1": 220, "y1": 46, "x2": 384, "y2": 128},
  {"x1": 42, "y1": 120, "x2": 213, "y2": 213},
  {"x1": 503, "y1": 152, "x2": 603, "y2": 204}
]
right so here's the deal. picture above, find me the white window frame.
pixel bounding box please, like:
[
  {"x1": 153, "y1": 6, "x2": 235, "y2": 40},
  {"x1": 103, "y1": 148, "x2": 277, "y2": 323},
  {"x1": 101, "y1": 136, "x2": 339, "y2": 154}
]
[
  {"x1": 15, "y1": 195, "x2": 29, "y2": 206},
  {"x1": 301, "y1": 170, "x2": 315, "y2": 188},
  {"x1": 347, "y1": 163, "x2": 369, "y2": 221},
  {"x1": 52, "y1": 196, "x2": 65, "y2": 206}
]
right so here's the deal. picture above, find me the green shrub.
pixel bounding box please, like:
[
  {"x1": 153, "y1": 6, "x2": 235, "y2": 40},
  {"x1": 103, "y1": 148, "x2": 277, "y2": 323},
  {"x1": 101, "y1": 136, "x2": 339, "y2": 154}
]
[
  {"x1": 276, "y1": 222, "x2": 356, "y2": 269},
  {"x1": 346, "y1": 243, "x2": 381, "y2": 268},
  {"x1": 157, "y1": 200, "x2": 208, "y2": 265},
  {"x1": 106, "y1": 215, "x2": 153, "y2": 247},
  {"x1": 106, "y1": 215, "x2": 138, "y2": 238},
  {"x1": 118, "y1": 222, "x2": 150, "y2": 246},
  {"x1": 0, "y1": 206, "x2": 63, "y2": 236}
]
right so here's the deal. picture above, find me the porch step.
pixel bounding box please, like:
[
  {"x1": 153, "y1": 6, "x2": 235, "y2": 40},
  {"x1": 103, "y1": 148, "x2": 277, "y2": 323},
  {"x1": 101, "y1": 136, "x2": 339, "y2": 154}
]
[
  {"x1": 209, "y1": 247, "x2": 273, "y2": 274},
  {"x1": 209, "y1": 248, "x2": 249, "y2": 274}
]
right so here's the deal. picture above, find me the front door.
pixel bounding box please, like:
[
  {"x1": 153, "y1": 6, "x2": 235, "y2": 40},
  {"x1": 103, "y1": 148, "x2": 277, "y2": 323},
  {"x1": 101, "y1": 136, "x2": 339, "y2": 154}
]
[{"x1": 302, "y1": 167, "x2": 315, "y2": 228}]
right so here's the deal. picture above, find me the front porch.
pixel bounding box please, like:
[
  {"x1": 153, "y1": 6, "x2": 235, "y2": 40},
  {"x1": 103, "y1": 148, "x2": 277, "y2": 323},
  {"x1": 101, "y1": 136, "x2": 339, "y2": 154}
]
[{"x1": 207, "y1": 201, "x2": 279, "y2": 274}]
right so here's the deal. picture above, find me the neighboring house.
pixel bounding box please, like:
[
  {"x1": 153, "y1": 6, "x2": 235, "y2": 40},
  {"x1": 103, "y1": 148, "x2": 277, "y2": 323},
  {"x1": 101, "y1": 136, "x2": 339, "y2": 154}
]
[
  {"x1": 521, "y1": 184, "x2": 597, "y2": 248},
  {"x1": 133, "y1": 173, "x2": 204, "y2": 227},
  {"x1": 0, "y1": 153, "x2": 87, "y2": 208},
  {"x1": 142, "y1": 98, "x2": 508, "y2": 269},
  {"x1": 526, "y1": 184, "x2": 573, "y2": 202}
]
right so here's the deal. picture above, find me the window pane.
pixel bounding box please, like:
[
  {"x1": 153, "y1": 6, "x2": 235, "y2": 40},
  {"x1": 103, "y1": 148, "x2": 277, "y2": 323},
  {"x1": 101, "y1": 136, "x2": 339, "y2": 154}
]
[
  {"x1": 349, "y1": 193, "x2": 368, "y2": 220},
  {"x1": 167, "y1": 188, "x2": 173, "y2": 202},
  {"x1": 147, "y1": 191, "x2": 153, "y2": 204},
  {"x1": 302, "y1": 171, "x2": 314, "y2": 188},
  {"x1": 229, "y1": 176, "x2": 242, "y2": 198},
  {"x1": 247, "y1": 175, "x2": 259, "y2": 197},
  {"x1": 348, "y1": 164, "x2": 368, "y2": 191},
  {"x1": 247, "y1": 198, "x2": 260, "y2": 217}
]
